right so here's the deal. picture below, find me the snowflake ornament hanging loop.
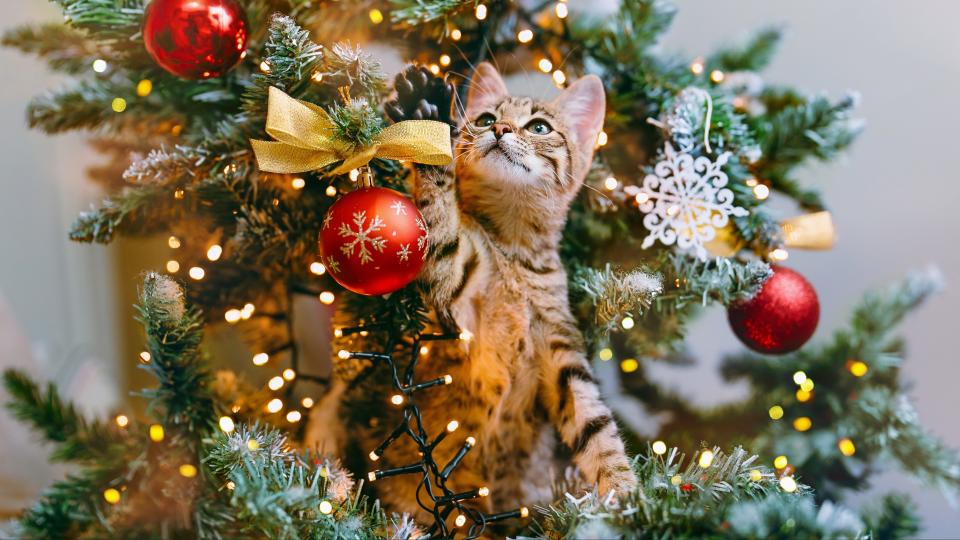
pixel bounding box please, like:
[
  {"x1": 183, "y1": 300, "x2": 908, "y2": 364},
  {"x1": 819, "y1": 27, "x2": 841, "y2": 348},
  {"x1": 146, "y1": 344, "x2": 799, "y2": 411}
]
[{"x1": 632, "y1": 143, "x2": 748, "y2": 261}]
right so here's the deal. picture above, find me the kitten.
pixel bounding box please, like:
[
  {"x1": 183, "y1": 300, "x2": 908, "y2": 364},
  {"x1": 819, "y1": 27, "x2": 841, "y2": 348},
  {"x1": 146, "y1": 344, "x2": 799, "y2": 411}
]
[{"x1": 307, "y1": 63, "x2": 636, "y2": 520}]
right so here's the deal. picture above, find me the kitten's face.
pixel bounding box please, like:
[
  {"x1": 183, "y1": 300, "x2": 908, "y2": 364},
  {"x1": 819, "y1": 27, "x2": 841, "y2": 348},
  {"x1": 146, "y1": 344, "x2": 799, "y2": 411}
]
[{"x1": 456, "y1": 63, "x2": 605, "y2": 215}]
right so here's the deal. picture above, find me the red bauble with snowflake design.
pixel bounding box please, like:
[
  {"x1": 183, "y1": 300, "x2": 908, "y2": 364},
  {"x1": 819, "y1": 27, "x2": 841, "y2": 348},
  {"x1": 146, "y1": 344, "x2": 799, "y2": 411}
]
[
  {"x1": 142, "y1": 0, "x2": 248, "y2": 79},
  {"x1": 727, "y1": 265, "x2": 819, "y2": 355},
  {"x1": 319, "y1": 187, "x2": 428, "y2": 296}
]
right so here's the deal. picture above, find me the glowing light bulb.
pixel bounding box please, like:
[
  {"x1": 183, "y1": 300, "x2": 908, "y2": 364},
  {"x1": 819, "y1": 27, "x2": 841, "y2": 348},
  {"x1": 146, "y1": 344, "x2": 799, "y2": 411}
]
[
  {"x1": 774, "y1": 455, "x2": 789, "y2": 469},
  {"x1": 800, "y1": 379, "x2": 815, "y2": 392},
  {"x1": 225, "y1": 309, "x2": 242, "y2": 323},
  {"x1": 690, "y1": 58, "x2": 705, "y2": 75},
  {"x1": 768, "y1": 405, "x2": 784, "y2": 420},
  {"x1": 779, "y1": 475, "x2": 798, "y2": 493},
  {"x1": 475, "y1": 4, "x2": 487, "y2": 20},
  {"x1": 447, "y1": 420, "x2": 460, "y2": 432},
  {"x1": 555, "y1": 2, "x2": 568, "y2": 18},
  {"x1": 338, "y1": 349, "x2": 351, "y2": 360},
  {"x1": 390, "y1": 394, "x2": 404, "y2": 406},
  {"x1": 520, "y1": 507, "x2": 530, "y2": 518},
  {"x1": 311, "y1": 71, "x2": 324, "y2": 82},
  {"x1": 368, "y1": 8, "x2": 383, "y2": 24},
  {"x1": 367, "y1": 471, "x2": 377, "y2": 482},
  {"x1": 149, "y1": 424, "x2": 164, "y2": 442},
  {"x1": 179, "y1": 464, "x2": 198, "y2": 478},
  {"x1": 596, "y1": 131, "x2": 608, "y2": 147},
  {"x1": 252, "y1": 352, "x2": 269, "y2": 366},
  {"x1": 848, "y1": 360, "x2": 869, "y2": 377},
  {"x1": 455, "y1": 514, "x2": 467, "y2": 527},
  {"x1": 429, "y1": 64, "x2": 440, "y2": 75},
  {"x1": 136, "y1": 79, "x2": 153, "y2": 97},
  {"x1": 188, "y1": 267, "x2": 205, "y2": 280},
  {"x1": 466, "y1": 436, "x2": 476, "y2": 446},
  {"x1": 635, "y1": 192, "x2": 650, "y2": 205},
  {"x1": 369, "y1": 450, "x2": 379, "y2": 461},
  {"x1": 349, "y1": 169, "x2": 360, "y2": 181},
  {"x1": 598, "y1": 348, "x2": 613, "y2": 361},
  {"x1": 319, "y1": 291, "x2": 335, "y2": 304},
  {"x1": 226, "y1": 481, "x2": 236, "y2": 490},
  {"x1": 302, "y1": 397, "x2": 315, "y2": 408},
  {"x1": 749, "y1": 469, "x2": 763, "y2": 482},
  {"x1": 838, "y1": 438, "x2": 856, "y2": 456},
  {"x1": 444, "y1": 374, "x2": 453, "y2": 385},
  {"x1": 652, "y1": 440, "x2": 667, "y2": 455},
  {"x1": 291, "y1": 177, "x2": 306, "y2": 190},
  {"x1": 459, "y1": 329, "x2": 473, "y2": 341},
  {"x1": 793, "y1": 417, "x2": 812, "y2": 432},
  {"x1": 103, "y1": 488, "x2": 121, "y2": 504},
  {"x1": 420, "y1": 345, "x2": 430, "y2": 356},
  {"x1": 603, "y1": 176, "x2": 619, "y2": 190},
  {"x1": 319, "y1": 500, "x2": 333, "y2": 514},
  {"x1": 268, "y1": 376, "x2": 284, "y2": 391},
  {"x1": 620, "y1": 316, "x2": 635, "y2": 329},
  {"x1": 111, "y1": 97, "x2": 127, "y2": 113},
  {"x1": 282, "y1": 369, "x2": 296, "y2": 381},
  {"x1": 93, "y1": 59, "x2": 108, "y2": 73},
  {"x1": 753, "y1": 184, "x2": 770, "y2": 200},
  {"x1": 115, "y1": 414, "x2": 129, "y2": 428},
  {"x1": 517, "y1": 29, "x2": 534, "y2": 43},
  {"x1": 710, "y1": 69, "x2": 725, "y2": 83},
  {"x1": 325, "y1": 185, "x2": 337, "y2": 196},
  {"x1": 309, "y1": 262, "x2": 326, "y2": 275},
  {"x1": 247, "y1": 439, "x2": 260, "y2": 451},
  {"x1": 259, "y1": 60, "x2": 271, "y2": 73},
  {"x1": 168, "y1": 236, "x2": 181, "y2": 249},
  {"x1": 552, "y1": 70, "x2": 566, "y2": 86},
  {"x1": 219, "y1": 416, "x2": 235, "y2": 433},
  {"x1": 286, "y1": 410, "x2": 302, "y2": 423},
  {"x1": 698, "y1": 449, "x2": 714, "y2": 468},
  {"x1": 792, "y1": 371, "x2": 807, "y2": 385},
  {"x1": 440, "y1": 54, "x2": 451, "y2": 67},
  {"x1": 139, "y1": 351, "x2": 152, "y2": 363},
  {"x1": 620, "y1": 358, "x2": 639, "y2": 373},
  {"x1": 670, "y1": 474, "x2": 682, "y2": 485},
  {"x1": 745, "y1": 177, "x2": 759, "y2": 187},
  {"x1": 538, "y1": 58, "x2": 553, "y2": 73},
  {"x1": 206, "y1": 244, "x2": 223, "y2": 261},
  {"x1": 796, "y1": 389, "x2": 812, "y2": 402},
  {"x1": 241, "y1": 303, "x2": 255, "y2": 319},
  {"x1": 769, "y1": 248, "x2": 789, "y2": 261},
  {"x1": 451, "y1": 28, "x2": 462, "y2": 41},
  {"x1": 166, "y1": 260, "x2": 180, "y2": 273},
  {"x1": 266, "y1": 398, "x2": 283, "y2": 413}
]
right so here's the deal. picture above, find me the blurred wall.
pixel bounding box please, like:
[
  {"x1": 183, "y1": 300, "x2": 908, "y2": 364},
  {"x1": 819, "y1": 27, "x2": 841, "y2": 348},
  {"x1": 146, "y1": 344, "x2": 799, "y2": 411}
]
[{"x1": 0, "y1": 0, "x2": 957, "y2": 535}]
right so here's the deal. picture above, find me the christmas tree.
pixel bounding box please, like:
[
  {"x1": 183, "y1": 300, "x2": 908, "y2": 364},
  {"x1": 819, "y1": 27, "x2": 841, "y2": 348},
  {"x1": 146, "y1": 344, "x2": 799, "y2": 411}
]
[{"x1": 3, "y1": 0, "x2": 958, "y2": 538}]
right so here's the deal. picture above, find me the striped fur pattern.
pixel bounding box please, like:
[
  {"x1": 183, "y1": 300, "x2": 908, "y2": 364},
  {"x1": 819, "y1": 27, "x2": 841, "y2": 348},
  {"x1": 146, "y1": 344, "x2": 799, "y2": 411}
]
[{"x1": 307, "y1": 63, "x2": 636, "y2": 520}]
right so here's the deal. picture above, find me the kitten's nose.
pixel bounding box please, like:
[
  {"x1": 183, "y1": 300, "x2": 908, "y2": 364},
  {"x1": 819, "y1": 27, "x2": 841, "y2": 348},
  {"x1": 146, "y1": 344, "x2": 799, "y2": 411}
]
[{"x1": 492, "y1": 123, "x2": 513, "y2": 139}]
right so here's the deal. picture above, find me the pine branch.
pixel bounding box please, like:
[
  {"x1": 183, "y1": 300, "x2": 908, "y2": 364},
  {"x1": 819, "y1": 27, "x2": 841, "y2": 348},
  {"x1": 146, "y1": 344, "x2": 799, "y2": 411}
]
[
  {"x1": 135, "y1": 272, "x2": 216, "y2": 436},
  {"x1": 1, "y1": 24, "x2": 103, "y2": 74},
  {"x1": 708, "y1": 26, "x2": 784, "y2": 73},
  {"x1": 69, "y1": 183, "x2": 182, "y2": 243},
  {"x1": 55, "y1": 0, "x2": 145, "y2": 40},
  {"x1": 571, "y1": 264, "x2": 662, "y2": 330},
  {"x1": 862, "y1": 493, "x2": 922, "y2": 540},
  {"x1": 3, "y1": 369, "x2": 128, "y2": 463},
  {"x1": 389, "y1": 0, "x2": 472, "y2": 25}
]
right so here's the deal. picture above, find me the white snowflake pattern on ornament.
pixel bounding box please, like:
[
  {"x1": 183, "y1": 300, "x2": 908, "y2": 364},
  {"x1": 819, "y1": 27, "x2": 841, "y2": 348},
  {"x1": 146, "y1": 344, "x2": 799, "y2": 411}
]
[
  {"x1": 632, "y1": 144, "x2": 748, "y2": 261},
  {"x1": 325, "y1": 255, "x2": 341, "y2": 273},
  {"x1": 416, "y1": 217, "x2": 428, "y2": 251},
  {"x1": 338, "y1": 211, "x2": 387, "y2": 264},
  {"x1": 397, "y1": 243, "x2": 411, "y2": 262},
  {"x1": 390, "y1": 200, "x2": 407, "y2": 216}
]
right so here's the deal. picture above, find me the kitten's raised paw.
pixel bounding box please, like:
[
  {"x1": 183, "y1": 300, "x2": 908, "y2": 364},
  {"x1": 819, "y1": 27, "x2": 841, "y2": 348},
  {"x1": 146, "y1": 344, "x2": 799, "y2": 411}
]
[{"x1": 385, "y1": 65, "x2": 459, "y2": 136}]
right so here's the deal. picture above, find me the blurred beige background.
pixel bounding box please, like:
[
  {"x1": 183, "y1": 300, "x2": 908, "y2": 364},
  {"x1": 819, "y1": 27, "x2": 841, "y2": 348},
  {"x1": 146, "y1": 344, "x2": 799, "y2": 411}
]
[{"x1": 1, "y1": 0, "x2": 958, "y2": 536}]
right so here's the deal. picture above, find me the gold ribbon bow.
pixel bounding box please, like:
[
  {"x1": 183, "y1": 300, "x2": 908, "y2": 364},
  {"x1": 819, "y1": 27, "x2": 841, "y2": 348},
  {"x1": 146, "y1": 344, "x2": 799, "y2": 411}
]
[{"x1": 250, "y1": 86, "x2": 452, "y2": 174}]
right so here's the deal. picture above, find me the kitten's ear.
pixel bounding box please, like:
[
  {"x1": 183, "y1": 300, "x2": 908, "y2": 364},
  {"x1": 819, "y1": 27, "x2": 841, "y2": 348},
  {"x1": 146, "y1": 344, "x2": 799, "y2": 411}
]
[
  {"x1": 465, "y1": 62, "x2": 508, "y2": 120},
  {"x1": 553, "y1": 75, "x2": 605, "y2": 148}
]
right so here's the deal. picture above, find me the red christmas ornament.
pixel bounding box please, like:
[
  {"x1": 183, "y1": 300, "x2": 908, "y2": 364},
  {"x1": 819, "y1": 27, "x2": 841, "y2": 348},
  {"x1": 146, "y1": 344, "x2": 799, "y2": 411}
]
[
  {"x1": 319, "y1": 187, "x2": 428, "y2": 296},
  {"x1": 727, "y1": 265, "x2": 819, "y2": 355},
  {"x1": 142, "y1": 0, "x2": 247, "y2": 79}
]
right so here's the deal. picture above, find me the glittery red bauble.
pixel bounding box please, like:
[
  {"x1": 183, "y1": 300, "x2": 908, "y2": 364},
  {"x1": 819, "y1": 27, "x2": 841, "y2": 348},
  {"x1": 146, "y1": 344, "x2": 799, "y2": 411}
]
[
  {"x1": 319, "y1": 187, "x2": 428, "y2": 296},
  {"x1": 142, "y1": 0, "x2": 247, "y2": 79},
  {"x1": 727, "y1": 265, "x2": 819, "y2": 355}
]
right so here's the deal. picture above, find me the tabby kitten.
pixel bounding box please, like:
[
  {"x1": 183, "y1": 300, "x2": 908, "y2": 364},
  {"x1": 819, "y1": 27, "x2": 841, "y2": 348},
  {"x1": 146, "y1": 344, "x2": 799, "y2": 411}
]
[{"x1": 307, "y1": 63, "x2": 636, "y2": 519}]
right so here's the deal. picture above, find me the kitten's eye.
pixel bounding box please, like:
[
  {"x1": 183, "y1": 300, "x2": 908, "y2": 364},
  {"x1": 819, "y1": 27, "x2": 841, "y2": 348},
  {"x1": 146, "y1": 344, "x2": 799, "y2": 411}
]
[
  {"x1": 475, "y1": 113, "x2": 496, "y2": 127},
  {"x1": 525, "y1": 119, "x2": 553, "y2": 135}
]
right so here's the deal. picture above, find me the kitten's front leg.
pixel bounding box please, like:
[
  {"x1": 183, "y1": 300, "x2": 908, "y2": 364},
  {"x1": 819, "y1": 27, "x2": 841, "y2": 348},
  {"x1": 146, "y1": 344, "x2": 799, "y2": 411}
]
[
  {"x1": 542, "y1": 338, "x2": 637, "y2": 496},
  {"x1": 386, "y1": 66, "x2": 480, "y2": 310}
]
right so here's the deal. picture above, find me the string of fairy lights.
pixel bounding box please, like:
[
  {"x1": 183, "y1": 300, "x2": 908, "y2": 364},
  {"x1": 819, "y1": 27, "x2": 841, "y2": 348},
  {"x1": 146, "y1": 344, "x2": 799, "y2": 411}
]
[{"x1": 337, "y1": 324, "x2": 528, "y2": 538}]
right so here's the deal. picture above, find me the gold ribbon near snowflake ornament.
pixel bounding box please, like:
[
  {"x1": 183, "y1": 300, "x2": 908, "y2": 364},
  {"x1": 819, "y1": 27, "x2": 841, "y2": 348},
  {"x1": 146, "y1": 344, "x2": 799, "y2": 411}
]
[{"x1": 629, "y1": 143, "x2": 749, "y2": 261}]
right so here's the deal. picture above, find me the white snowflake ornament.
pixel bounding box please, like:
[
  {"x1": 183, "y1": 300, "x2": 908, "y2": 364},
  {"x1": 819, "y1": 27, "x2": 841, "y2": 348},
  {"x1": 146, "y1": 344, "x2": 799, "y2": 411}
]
[{"x1": 630, "y1": 144, "x2": 748, "y2": 260}]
